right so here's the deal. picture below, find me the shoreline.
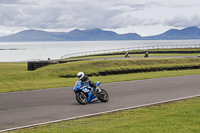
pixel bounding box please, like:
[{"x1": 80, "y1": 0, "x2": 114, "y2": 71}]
[{"x1": 0, "y1": 48, "x2": 25, "y2": 50}]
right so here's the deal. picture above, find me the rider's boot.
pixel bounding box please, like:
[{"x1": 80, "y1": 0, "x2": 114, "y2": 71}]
[{"x1": 92, "y1": 87, "x2": 102, "y2": 96}]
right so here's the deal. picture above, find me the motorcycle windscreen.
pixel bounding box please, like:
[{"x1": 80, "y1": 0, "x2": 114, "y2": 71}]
[{"x1": 74, "y1": 81, "x2": 82, "y2": 91}]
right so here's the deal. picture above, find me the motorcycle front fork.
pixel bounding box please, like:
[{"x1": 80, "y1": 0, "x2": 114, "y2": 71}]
[{"x1": 96, "y1": 86, "x2": 101, "y2": 92}]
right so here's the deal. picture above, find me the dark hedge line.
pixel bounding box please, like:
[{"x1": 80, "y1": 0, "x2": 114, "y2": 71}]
[{"x1": 60, "y1": 64, "x2": 200, "y2": 78}]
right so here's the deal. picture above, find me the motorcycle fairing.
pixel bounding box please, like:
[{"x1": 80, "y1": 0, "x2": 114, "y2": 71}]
[
  {"x1": 74, "y1": 80, "x2": 97, "y2": 102},
  {"x1": 96, "y1": 81, "x2": 101, "y2": 87}
]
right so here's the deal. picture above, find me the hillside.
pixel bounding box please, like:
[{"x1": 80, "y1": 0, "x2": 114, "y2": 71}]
[
  {"x1": 144, "y1": 26, "x2": 200, "y2": 40},
  {"x1": 0, "y1": 26, "x2": 199, "y2": 42}
]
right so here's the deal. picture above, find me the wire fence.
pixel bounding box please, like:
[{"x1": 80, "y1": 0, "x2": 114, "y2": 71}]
[{"x1": 61, "y1": 44, "x2": 200, "y2": 59}]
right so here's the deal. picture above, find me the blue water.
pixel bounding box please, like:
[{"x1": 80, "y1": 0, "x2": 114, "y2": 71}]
[{"x1": 0, "y1": 40, "x2": 200, "y2": 62}]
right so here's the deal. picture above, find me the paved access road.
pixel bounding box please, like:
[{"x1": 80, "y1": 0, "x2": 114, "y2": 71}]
[{"x1": 0, "y1": 75, "x2": 200, "y2": 131}]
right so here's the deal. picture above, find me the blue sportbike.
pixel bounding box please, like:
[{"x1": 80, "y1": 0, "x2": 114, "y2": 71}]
[{"x1": 73, "y1": 80, "x2": 109, "y2": 105}]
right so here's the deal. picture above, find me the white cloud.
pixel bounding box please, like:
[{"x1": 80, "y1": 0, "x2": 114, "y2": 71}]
[
  {"x1": 0, "y1": 0, "x2": 200, "y2": 36},
  {"x1": 164, "y1": 15, "x2": 200, "y2": 28}
]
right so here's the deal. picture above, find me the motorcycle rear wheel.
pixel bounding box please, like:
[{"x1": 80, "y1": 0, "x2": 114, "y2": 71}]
[
  {"x1": 98, "y1": 89, "x2": 109, "y2": 102},
  {"x1": 76, "y1": 91, "x2": 88, "y2": 105}
]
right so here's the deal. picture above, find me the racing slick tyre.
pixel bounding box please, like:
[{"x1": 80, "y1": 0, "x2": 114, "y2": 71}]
[
  {"x1": 76, "y1": 91, "x2": 88, "y2": 105},
  {"x1": 98, "y1": 89, "x2": 109, "y2": 102}
]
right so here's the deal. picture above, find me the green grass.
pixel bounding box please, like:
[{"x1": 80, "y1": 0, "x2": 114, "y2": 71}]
[
  {"x1": 43, "y1": 58, "x2": 200, "y2": 77},
  {"x1": 1, "y1": 58, "x2": 200, "y2": 93},
  {"x1": 6, "y1": 97, "x2": 200, "y2": 133},
  {"x1": 41, "y1": 58, "x2": 200, "y2": 77}
]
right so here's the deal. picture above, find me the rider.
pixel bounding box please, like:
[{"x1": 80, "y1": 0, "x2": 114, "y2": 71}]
[
  {"x1": 77, "y1": 72, "x2": 100, "y2": 94},
  {"x1": 125, "y1": 52, "x2": 129, "y2": 58}
]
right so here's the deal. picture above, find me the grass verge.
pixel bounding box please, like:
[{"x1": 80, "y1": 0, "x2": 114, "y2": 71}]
[
  {"x1": 40, "y1": 58, "x2": 200, "y2": 77},
  {"x1": 6, "y1": 97, "x2": 200, "y2": 133},
  {"x1": 1, "y1": 58, "x2": 200, "y2": 93}
]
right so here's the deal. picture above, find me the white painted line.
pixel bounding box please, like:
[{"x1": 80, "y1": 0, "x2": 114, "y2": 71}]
[{"x1": 0, "y1": 94, "x2": 199, "y2": 132}]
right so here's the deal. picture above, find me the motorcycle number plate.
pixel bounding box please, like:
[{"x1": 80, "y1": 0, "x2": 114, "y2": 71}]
[{"x1": 82, "y1": 88, "x2": 89, "y2": 93}]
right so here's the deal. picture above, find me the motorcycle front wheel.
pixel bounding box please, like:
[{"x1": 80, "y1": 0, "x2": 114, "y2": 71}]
[
  {"x1": 98, "y1": 89, "x2": 109, "y2": 102},
  {"x1": 76, "y1": 91, "x2": 88, "y2": 105}
]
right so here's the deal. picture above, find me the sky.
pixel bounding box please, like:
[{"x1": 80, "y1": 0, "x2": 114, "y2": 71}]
[{"x1": 0, "y1": 0, "x2": 200, "y2": 37}]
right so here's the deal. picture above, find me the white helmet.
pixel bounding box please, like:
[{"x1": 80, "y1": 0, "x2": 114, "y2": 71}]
[{"x1": 77, "y1": 72, "x2": 84, "y2": 80}]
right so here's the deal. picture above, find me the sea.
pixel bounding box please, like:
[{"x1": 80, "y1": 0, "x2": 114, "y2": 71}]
[{"x1": 1, "y1": 40, "x2": 200, "y2": 62}]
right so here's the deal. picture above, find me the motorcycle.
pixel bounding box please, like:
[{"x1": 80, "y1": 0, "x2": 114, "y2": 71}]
[{"x1": 73, "y1": 80, "x2": 109, "y2": 105}]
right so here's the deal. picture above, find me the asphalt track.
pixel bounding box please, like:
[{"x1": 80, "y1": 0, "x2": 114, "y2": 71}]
[{"x1": 0, "y1": 75, "x2": 200, "y2": 131}]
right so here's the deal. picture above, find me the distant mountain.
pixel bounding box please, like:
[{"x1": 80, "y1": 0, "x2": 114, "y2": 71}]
[
  {"x1": 144, "y1": 26, "x2": 200, "y2": 40},
  {"x1": 0, "y1": 28, "x2": 141, "y2": 41},
  {"x1": 0, "y1": 26, "x2": 199, "y2": 42},
  {"x1": 0, "y1": 29, "x2": 69, "y2": 42},
  {"x1": 65, "y1": 28, "x2": 141, "y2": 40}
]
